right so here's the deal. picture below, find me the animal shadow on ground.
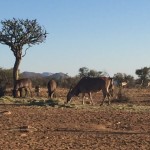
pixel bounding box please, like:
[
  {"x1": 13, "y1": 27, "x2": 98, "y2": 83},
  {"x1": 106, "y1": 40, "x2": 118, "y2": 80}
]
[{"x1": 27, "y1": 99, "x2": 59, "y2": 107}]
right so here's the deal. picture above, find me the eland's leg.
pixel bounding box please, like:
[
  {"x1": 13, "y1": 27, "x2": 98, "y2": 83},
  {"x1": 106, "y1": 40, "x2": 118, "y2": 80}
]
[
  {"x1": 88, "y1": 92, "x2": 94, "y2": 105},
  {"x1": 24, "y1": 88, "x2": 28, "y2": 97},
  {"x1": 100, "y1": 95, "x2": 106, "y2": 106},
  {"x1": 19, "y1": 88, "x2": 23, "y2": 97},
  {"x1": 82, "y1": 93, "x2": 86, "y2": 105},
  {"x1": 100, "y1": 89, "x2": 107, "y2": 106},
  {"x1": 107, "y1": 92, "x2": 111, "y2": 105},
  {"x1": 51, "y1": 92, "x2": 54, "y2": 99}
]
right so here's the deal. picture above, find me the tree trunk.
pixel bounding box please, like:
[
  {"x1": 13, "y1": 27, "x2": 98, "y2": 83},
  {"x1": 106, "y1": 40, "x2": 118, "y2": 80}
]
[{"x1": 13, "y1": 57, "x2": 21, "y2": 97}]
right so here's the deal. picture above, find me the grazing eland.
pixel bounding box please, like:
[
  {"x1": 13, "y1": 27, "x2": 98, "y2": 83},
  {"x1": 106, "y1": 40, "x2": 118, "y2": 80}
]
[
  {"x1": 12, "y1": 78, "x2": 32, "y2": 98},
  {"x1": 67, "y1": 77, "x2": 114, "y2": 105},
  {"x1": 47, "y1": 79, "x2": 57, "y2": 98}
]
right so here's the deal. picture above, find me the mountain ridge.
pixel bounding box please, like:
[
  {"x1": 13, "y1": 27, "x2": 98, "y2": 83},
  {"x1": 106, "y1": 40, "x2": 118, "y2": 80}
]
[{"x1": 21, "y1": 71, "x2": 69, "y2": 79}]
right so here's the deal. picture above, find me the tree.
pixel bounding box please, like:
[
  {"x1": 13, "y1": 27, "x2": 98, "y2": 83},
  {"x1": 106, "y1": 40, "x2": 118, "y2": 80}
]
[
  {"x1": 79, "y1": 67, "x2": 105, "y2": 78},
  {"x1": 88, "y1": 69, "x2": 98, "y2": 77},
  {"x1": 135, "y1": 67, "x2": 150, "y2": 86},
  {"x1": 113, "y1": 73, "x2": 125, "y2": 84},
  {"x1": 79, "y1": 67, "x2": 89, "y2": 78},
  {"x1": 113, "y1": 73, "x2": 134, "y2": 87},
  {"x1": 0, "y1": 18, "x2": 47, "y2": 97},
  {"x1": 88, "y1": 69, "x2": 103, "y2": 77}
]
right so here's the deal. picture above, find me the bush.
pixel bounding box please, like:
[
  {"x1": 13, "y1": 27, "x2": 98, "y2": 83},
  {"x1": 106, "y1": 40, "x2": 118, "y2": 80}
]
[{"x1": 114, "y1": 88, "x2": 130, "y2": 103}]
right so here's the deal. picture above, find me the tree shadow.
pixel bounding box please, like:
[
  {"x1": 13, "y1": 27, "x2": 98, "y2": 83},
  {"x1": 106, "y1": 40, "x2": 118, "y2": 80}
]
[
  {"x1": 111, "y1": 98, "x2": 130, "y2": 104},
  {"x1": 27, "y1": 99, "x2": 59, "y2": 107},
  {"x1": 0, "y1": 97, "x2": 77, "y2": 108}
]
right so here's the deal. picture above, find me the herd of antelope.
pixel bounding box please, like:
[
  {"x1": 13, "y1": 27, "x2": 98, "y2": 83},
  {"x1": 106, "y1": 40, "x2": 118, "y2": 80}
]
[
  {"x1": 1, "y1": 76, "x2": 150, "y2": 105},
  {"x1": 9, "y1": 76, "x2": 114, "y2": 105},
  {"x1": 12, "y1": 78, "x2": 57, "y2": 99}
]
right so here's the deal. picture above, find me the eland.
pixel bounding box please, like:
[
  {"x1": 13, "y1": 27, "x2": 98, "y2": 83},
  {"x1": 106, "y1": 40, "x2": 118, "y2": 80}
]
[{"x1": 67, "y1": 77, "x2": 114, "y2": 105}]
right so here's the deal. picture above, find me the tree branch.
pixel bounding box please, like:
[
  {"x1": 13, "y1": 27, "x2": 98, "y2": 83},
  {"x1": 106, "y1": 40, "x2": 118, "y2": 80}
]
[{"x1": 22, "y1": 45, "x2": 31, "y2": 57}]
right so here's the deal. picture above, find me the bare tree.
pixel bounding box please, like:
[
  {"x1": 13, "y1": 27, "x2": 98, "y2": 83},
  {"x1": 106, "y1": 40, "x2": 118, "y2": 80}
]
[{"x1": 0, "y1": 18, "x2": 47, "y2": 97}]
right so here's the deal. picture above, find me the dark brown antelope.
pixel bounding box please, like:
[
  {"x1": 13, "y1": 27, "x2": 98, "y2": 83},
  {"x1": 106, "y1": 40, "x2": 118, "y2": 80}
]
[
  {"x1": 47, "y1": 79, "x2": 57, "y2": 98},
  {"x1": 13, "y1": 78, "x2": 32, "y2": 97},
  {"x1": 67, "y1": 77, "x2": 114, "y2": 105}
]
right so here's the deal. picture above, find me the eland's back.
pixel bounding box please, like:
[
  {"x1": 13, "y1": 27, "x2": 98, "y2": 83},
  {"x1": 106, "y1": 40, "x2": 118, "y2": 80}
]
[{"x1": 77, "y1": 77, "x2": 106, "y2": 92}]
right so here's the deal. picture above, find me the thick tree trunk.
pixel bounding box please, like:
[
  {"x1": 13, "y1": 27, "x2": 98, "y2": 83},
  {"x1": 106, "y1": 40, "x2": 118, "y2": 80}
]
[{"x1": 13, "y1": 57, "x2": 21, "y2": 97}]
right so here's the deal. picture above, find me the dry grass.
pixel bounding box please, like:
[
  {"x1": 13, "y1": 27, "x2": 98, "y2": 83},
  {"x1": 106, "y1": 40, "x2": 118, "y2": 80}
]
[{"x1": 1, "y1": 87, "x2": 150, "y2": 112}]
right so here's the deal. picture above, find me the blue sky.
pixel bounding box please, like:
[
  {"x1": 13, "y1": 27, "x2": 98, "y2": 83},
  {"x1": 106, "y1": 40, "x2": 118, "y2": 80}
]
[{"x1": 0, "y1": 0, "x2": 150, "y2": 77}]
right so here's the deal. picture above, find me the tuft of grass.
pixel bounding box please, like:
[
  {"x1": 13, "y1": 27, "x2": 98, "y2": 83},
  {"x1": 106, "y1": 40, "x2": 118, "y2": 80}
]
[
  {"x1": 113, "y1": 88, "x2": 130, "y2": 103},
  {"x1": 111, "y1": 104, "x2": 150, "y2": 112},
  {"x1": 0, "y1": 96, "x2": 15, "y2": 104}
]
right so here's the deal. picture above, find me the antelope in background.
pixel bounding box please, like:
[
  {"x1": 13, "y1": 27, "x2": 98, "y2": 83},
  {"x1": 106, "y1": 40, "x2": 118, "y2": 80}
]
[
  {"x1": 12, "y1": 78, "x2": 32, "y2": 98},
  {"x1": 47, "y1": 79, "x2": 57, "y2": 98}
]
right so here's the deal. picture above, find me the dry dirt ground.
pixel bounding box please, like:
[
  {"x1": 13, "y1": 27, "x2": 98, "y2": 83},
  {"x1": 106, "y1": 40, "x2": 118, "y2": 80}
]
[{"x1": 0, "y1": 87, "x2": 150, "y2": 150}]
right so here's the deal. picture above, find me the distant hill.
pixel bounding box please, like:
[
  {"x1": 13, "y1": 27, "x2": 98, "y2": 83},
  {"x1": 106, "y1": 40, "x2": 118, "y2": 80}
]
[
  {"x1": 21, "y1": 72, "x2": 42, "y2": 78},
  {"x1": 50, "y1": 72, "x2": 69, "y2": 80},
  {"x1": 21, "y1": 71, "x2": 69, "y2": 79},
  {"x1": 42, "y1": 72, "x2": 53, "y2": 77}
]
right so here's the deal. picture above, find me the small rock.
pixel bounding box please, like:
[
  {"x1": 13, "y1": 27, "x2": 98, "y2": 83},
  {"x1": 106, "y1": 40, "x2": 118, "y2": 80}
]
[
  {"x1": 20, "y1": 133, "x2": 28, "y2": 137},
  {"x1": 1, "y1": 111, "x2": 11, "y2": 115}
]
